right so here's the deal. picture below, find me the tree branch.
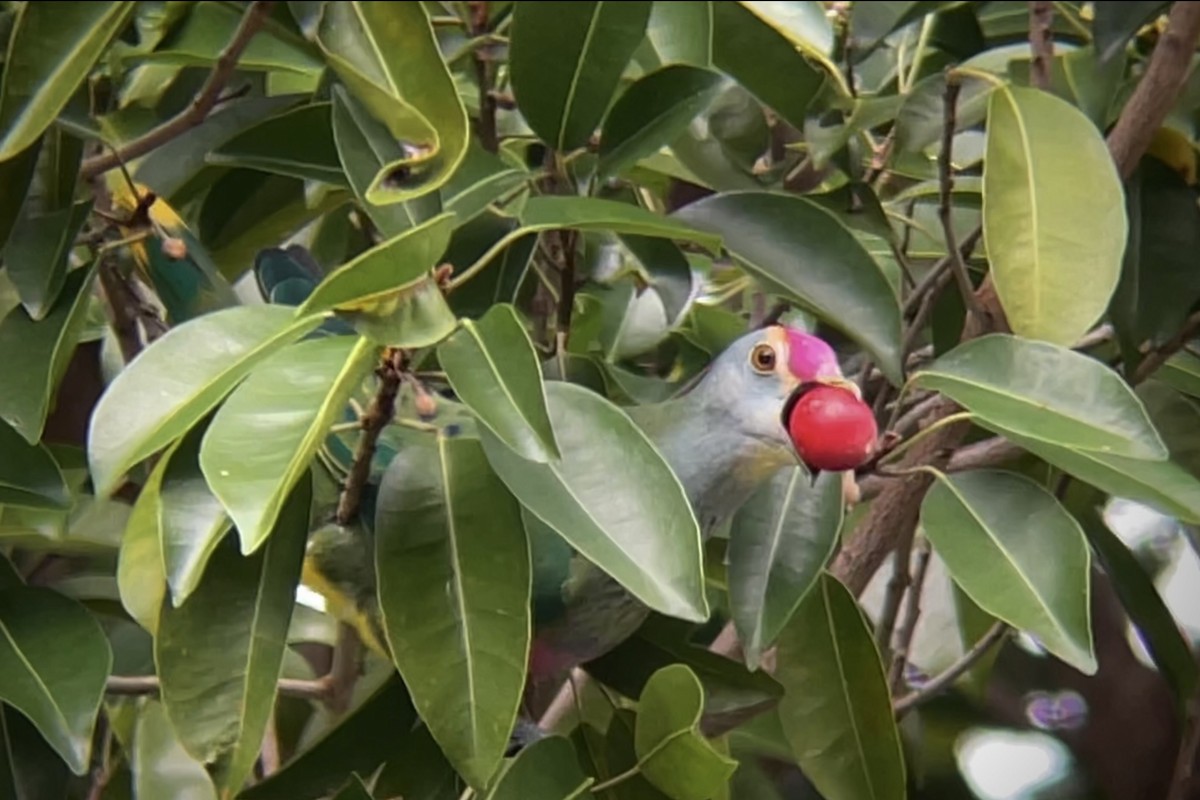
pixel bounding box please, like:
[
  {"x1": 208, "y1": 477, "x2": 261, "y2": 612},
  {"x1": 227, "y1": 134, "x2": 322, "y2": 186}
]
[
  {"x1": 337, "y1": 348, "x2": 404, "y2": 525},
  {"x1": 1029, "y1": 1, "x2": 1055, "y2": 91},
  {"x1": 938, "y1": 75, "x2": 981, "y2": 315},
  {"x1": 888, "y1": 538, "x2": 932, "y2": 693},
  {"x1": 893, "y1": 621, "x2": 1010, "y2": 717},
  {"x1": 79, "y1": 1, "x2": 276, "y2": 181},
  {"x1": 468, "y1": 1, "x2": 499, "y2": 153},
  {"x1": 106, "y1": 674, "x2": 333, "y2": 702},
  {"x1": 1107, "y1": 1, "x2": 1200, "y2": 180},
  {"x1": 1132, "y1": 309, "x2": 1200, "y2": 384}
]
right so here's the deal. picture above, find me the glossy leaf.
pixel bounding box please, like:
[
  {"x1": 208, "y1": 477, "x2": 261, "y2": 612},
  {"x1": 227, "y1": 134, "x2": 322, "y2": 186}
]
[
  {"x1": 440, "y1": 305, "x2": 559, "y2": 463},
  {"x1": 1094, "y1": 1, "x2": 1169, "y2": 63},
  {"x1": 87, "y1": 305, "x2": 323, "y2": 496},
  {"x1": 298, "y1": 213, "x2": 456, "y2": 316},
  {"x1": 1076, "y1": 493, "x2": 1198, "y2": 707},
  {"x1": 332, "y1": 776, "x2": 372, "y2": 800},
  {"x1": 331, "y1": 85, "x2": 439, "y2": 238},
  {"x1": 1110, "y1": 156, "x2": 1200, "y2": 358},
  {"x1": 921, "y1": 470, "x2": 1096, "y2": 674},
  {"x1": 0, "y1": 705, "x2": 70, "y2": 800},
  {"x1": 442, "y1": 142, "x2": 528, "y2": 226},
  {"x1": 483, "y1": 736, "x2": 595, "y2": 800},
  {"x1": 673, "y1": 192, "x2": 903, "y2": 383},
  {"x1": 0, "y1": 2, "x2": 135, "y2": 160},
  {"x1": 117, "y1": 441, "x2": 175, "y2": 634},
  {"x1": 4, "y1": 199, "x2": 90, "y2": 321},
  {"x1": 776, "y1": 574, "x2": 906, "y2": 800},
  {"x1": 155, "y1": 476, "x2": 309, "y2": 795},
  {"x1": 200, "y1": 335, "x2": 376, "y2": 553},
  {"x1": 521, "y1": 196, "x2": 721, "y2": 253},
  {"x1": 142, "y1": 1, "x2": 321, "y2": 75},
  {"x1": 619, "y1": 234, "x2": 695, "y2": 326},
  {"x1": 644, "y1": 1, "x2": 713, "y2": 66},
  {"x1": 632, "y1": 665, "x2": 736, "y2": 800},
  {"x1": 0, "y1": 419, "x2": 69, "y2": 510},
  {"x1": 739, "y1": 1, "x2": 835, "y2": 56},
  {"x1": 160, "y1": 422, "x2": 231, "y2": 606},
  {"x1": 0, "y1": 140, "x2": 40, "y2": 253},
  {"x1": 0, "y1": 264, "x2": 96, "y2": 445},
  {"x1": 710, "y1": 1, "x2": 826, "y2": 131},
  {"x1": 480, "y1": 382, "x2": 707, "y2": 622},
  {"x1": 376, "y1": 433, "x2": 530, "y2": 789},
  {"x1": 598, "y1": 65, "x2": 727, "y2": 178},
  {"x1": 132, "y1": 700, "x2": 216, "y2": 800},
  {"x1": 913, "y1": 334, "x2": 1167, "y2": 460},
  {"x1": 209, "y1": 102, "x2": 346, "y2": 186},
  {"x1": 315, "y1": 2, "x2": 469, "y2": 204},
  {"x1": 848, "y1": 1, "x2": 949, "y2": 56},
  {"x1": 510, "y1": 1, "x2": 653, "y2": 151},
  {"x1": 895, "y1": 72, "x2": 995, "y2": 155},
  {"x1": 372, "y1": 723, "x2": 464, "y2": 800},
  {"x1": 997, "y1": 422, "x2": 1200, "y2": 525},
  {"x1": 0, "y1": 586, "x2": 112, "y2": 774},
  {"x1": 241, "y1": 676, "x2": 415, "y2": 800},
  {"x1": 983, "y1": 85, "x2": 1127, "y2": 346},
  {"x1": 728, "y1": 469, "x2": 843, "y2": 670}
]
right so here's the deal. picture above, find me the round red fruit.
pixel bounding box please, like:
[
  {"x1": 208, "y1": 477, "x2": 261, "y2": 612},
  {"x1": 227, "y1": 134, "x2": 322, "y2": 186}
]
[{"x1": 787, "y1": 386, "x2": 878, "y2": 471}]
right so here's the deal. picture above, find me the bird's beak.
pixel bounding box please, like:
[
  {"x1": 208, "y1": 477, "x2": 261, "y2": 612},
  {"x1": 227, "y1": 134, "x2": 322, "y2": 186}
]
[{"x1": 814, "y1": 374, "x2": 863, "y2": 400}]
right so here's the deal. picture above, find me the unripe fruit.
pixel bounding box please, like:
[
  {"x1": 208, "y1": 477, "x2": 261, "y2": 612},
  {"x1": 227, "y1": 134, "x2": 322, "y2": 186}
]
[{"x1": 787, "y1": 386, "x2": 878, "y2": 472}]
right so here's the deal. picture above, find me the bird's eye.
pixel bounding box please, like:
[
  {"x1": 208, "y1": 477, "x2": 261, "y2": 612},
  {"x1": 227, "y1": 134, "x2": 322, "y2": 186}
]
[{"x1": 749, "y1": 343, "x2": 777, "y2": 373}]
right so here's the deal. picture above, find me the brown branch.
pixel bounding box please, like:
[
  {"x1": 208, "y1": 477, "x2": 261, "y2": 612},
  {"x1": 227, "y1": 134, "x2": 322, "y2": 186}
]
[
  {"x1": 337, "y1": 348, "x2": 404, "y2": 525},
  {"x1": 468, "y1": 1, "x2": 499, "y2": 153},
  {"x1": 893, "y1": 621, "x2": 1010, "y2": 716},
  {"x1": 888, "y1": 538, "x2": 932, "y2": 693},
  {"x1": 901, "y1": 226, "x2": 983, "y2": 317},
  {"x1": 1132, "y1": 309, "x2": 1200, "y2": 384},
  {"x1": 96, "y1": 257, "x2": 146, "y2": 363},
  {"x1": 937, "y1": 75, "x2": 980, "y2": 315},
  {"x1": 106, "y1": 674, "x2": 333, "y2": 702},
  {"x1": 80, "y1": 1, "x2": 277, "y2": 181},
  {"x1": 1029, "y1": 1, "x2": 1055, "y2": 91},
  {"x1": 874, "y1": 528, "x2": 916, "y2": 653},
  {"x1": 1108, "y1": 2, "x2": 1200, "y2": 180}
]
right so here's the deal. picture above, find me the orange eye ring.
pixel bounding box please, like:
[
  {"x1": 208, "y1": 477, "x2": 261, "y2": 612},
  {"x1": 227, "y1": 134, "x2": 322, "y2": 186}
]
[{"x1": 750, "y1": 343, "x2": 776, "y2": 373}]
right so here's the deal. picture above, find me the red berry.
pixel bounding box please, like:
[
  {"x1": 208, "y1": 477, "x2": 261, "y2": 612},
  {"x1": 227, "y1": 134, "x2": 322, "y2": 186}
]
[{"x1": 787, "y1": 386, "x2": 878, "y2": 472}]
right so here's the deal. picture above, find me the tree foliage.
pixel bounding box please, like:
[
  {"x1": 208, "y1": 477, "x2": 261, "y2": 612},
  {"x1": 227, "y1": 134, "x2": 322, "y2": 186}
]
[{"x1": 1, "y1": 1, "x2": 1199, "y2": 798}]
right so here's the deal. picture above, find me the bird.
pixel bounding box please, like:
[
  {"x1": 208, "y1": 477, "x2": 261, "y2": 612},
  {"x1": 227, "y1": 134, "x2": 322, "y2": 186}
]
[{"x1": 255, "y1": 247, "x2": 879, "y2": 745}]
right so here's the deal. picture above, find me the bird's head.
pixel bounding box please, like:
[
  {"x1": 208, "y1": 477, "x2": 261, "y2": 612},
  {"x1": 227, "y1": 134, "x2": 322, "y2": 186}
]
[{"x1": 702, "y1": 325, "x2": 878, "y2": 474}]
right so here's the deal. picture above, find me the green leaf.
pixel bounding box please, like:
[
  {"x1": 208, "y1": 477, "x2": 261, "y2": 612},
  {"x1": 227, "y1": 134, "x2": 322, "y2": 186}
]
[
  {"x1": 673, "y1": 192, "x2": 903, "y2": 384},
  {"x1": 1093, "y1": 1, "x2": 1169, "y2": 63},
  {"x1": 331, "y1": 776, "x2": 372, "y2": 800},
  {"x1": 911, "y1": 334, "x2": 1167, "y2": 460},
  {"x1": 132, "y1": 699, "x2": 216, "y2": 800},
  {"x1": 240, "y1": 676, "x2": 415, "y2": 800},
  {"x1": 1110, "y1": 156, "x2": 1200, "y2": 359},
  {"x1": 0, "y1": 586, "x2": 112, "y2": 774},
  {"x1": 619, "y1": 234, "x2": 695, "y2": 326},
  {"x1": 1070, "y1": 489, "x2": 1198, "y2": 707},
  {"x1": 439, "y1": 304, "x2": 560, "y2": 463},
  {"x1": 88, "y1": 305, "x2": 323, "y2": 496},
  {"x1": 0, "y1": 264, "x2": 97, "y2": 444},
  {"x1": 483, "y1": 736, "x2": 595, "y2": 800},
  {"x1": 117, "y1": 441, "x2": 173, "y2": 634},
  {"x1": 0, "y1": 705, "x2": 70, "y2": 800},
  {"x1": 776, "y1": 574, "x2": 906, "y2": 800},
  {"x1": 510, "y1": 1, "x2": 653, "y2": 151},
  {"x1": 208, "y1": 102, "x2": 347, "y2": 186},
  {"x1": 0, "y1": 2, "x2": 135, "y2": 160},
  {"x1": 598, "y1": 65, "x2": 727, "y2": 178},
  {"x1": 895, "y1": 72, "x2": 995, "y2": 155},
  {"x1": 299, "y1": 213, "x2": 456, "y2": 315},
  {"x1": 921, "y1": 470, "x2": 1096, "y2": 674},
  {"x1": 997, "y1": 422, "x2": 1200, "y2": 525},
  {"x1": 0, "y1": 139, "x2": 40, "y2": 253},
  {"x1": 634, "y1": 664, "x2": 737, "y2": 800},
  {"x1": 442, "y1": 142, "x2": 528, "y2": 227},
  {"x1": 848, "y1": 1, "x2": 949, "y2": 56},
  {"x1": 376, "y1": 433, "x2": 530, "y2": 789},
  {"x1": 1158, "y1": 351, "x2": 1200, "y2": 401},
  {"x1": 521, "y1": 196, "x2": 722, "y2": 253},
  {"x1": 160, "y1": 422, "x2": 231, "y2": 606},
  {"x1": 331, "y1": 85, "x2": 440, "y2": 238},
  {"x1": 709, "y1": 2, "x2": 827, "y2": 131},
  {"x1": 644, "y1": 1, "x2": 713, "y2": 66},
  {"x1": 315, "y1": 2, "x2": 469, "y2": 204},
  {"x1": 200, "y1": 335, "x2": 376, "y2": 554},
  {"x1": 372, "y1": 723, "x2": 464, "y2": 800},
  {"x1": 983, "y1": 85, "x2": 1127, "y2": 346},
  {"x1": 0, "y1": 419, "x2": 69, "y2": 510},
  {"x1": 155, "y1": 476, "x2": 309, "y2": 795},
  {"x1": 480, "y1": 382, "x2": 707, "y2": 622},
  {"x1": 5, "y1": 199, "x2": 90, "y2": 321},
  {"x1": 728, "y1": 469, "x2": 843, "y2": 670}
]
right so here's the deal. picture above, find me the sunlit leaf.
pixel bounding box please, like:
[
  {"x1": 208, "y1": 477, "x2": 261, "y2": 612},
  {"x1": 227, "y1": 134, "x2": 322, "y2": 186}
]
[{"x1": 132, "y1": 699, "x2": 216, "y2": 800}]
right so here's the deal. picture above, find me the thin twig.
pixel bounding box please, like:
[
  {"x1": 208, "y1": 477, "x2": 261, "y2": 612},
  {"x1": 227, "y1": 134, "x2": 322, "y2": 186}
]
[
  {"x1": 888, "y1": 538, "x2": 933, "y2": 693},
  {"x1": 874, "y1": 530, "x2": 916, "y2": 653},
  {"x1": 326, "y1": 623, "x2": 363, "y2": 715},
  {"x1": 901, "y1": 226, "x2": 983, "y2": 316},
  {"x1": 938, "y1": 75, "x2": 981, "y2": 316},
  {"x1": 468, "y1": 1, "x2": 499, "y2": 153},
  {"x1": 1029, "y1": 1, "x2": 1056, "y2": 91},
  {"x1": 337, "y1": 348, "x2": 404, "y2": 525},
  {"x1": 80, "y1": 1, "x2": 277, "y2": 180},
  {"x1": 96, "y1": 257, "x2": 145, "y2": 363},
  {"x1": 1132, "y1": 309, "x2": 1200, "y2": 384},
  {"x1": 893, "y1": 621, "x2": 1009, "y2": 716},
  {"x1": 106, "y1": 674, "x2": 333, "y2": 702}
]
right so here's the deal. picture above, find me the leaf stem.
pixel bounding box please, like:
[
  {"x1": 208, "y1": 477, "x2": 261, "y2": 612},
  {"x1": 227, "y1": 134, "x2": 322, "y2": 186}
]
[
  {"x1": 590, "y1": 764, "x2": 642, "y2": 793},
  {"x1": 105, "y1": 674, "x2": 335, "y2": 702},
  {"x1": 879, "y1": 412, "x2": 975, "y2": 465},
  {"x1": 80, "y1": 1, "x2": 276, "y2": 180},
  {"x1": 893, "y1": 621, "x2": 1010, "y2": 716}
]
